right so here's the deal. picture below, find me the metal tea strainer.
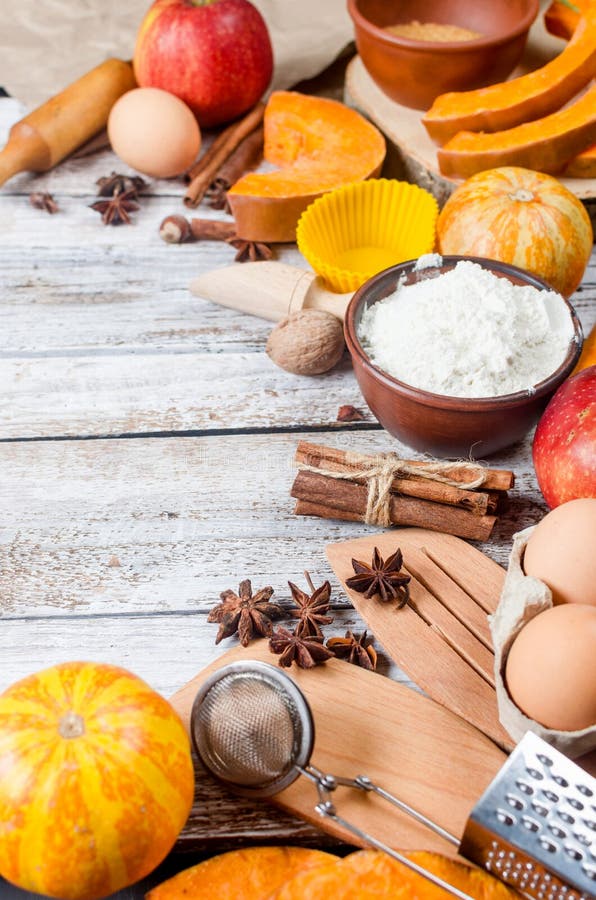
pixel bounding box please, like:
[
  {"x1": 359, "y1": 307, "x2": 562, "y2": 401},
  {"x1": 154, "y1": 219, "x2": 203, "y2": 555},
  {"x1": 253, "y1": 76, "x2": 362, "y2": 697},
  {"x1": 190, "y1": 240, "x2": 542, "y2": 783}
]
[{"x1": 190, "y1": 660, "x2": 595, "y2": 900}]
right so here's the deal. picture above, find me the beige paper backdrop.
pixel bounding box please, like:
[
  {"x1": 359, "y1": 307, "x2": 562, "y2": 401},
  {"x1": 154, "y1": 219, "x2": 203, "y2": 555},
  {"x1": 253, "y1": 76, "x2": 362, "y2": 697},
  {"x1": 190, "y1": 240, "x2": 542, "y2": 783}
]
[{"x1": 1, "y1": 0, "x2": 353, "y2": 108}]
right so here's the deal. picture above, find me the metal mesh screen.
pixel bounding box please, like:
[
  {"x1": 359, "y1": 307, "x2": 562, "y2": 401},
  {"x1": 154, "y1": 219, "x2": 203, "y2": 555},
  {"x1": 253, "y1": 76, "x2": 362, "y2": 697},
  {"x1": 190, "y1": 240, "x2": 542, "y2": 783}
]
[{"x1": 192, "y1": 670, "x2": 304, "y2": 789}]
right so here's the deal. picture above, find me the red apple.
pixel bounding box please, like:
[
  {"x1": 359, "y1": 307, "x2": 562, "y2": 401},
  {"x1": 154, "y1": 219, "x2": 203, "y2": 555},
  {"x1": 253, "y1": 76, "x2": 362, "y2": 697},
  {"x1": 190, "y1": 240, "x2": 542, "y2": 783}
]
[
  {"x1": 133, "y1": 0, "x2": 273, "y2": 128},
  {"x1": 532, "y1": 365, "x2": 596, "y2": 508}
]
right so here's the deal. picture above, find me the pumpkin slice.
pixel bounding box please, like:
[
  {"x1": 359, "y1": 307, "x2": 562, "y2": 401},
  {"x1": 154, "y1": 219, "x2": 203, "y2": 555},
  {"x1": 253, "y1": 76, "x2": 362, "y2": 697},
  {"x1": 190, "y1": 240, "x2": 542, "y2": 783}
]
[
  {"x1": 145, "y1": 846, "x2": 337, "y2": 900},
  {"x1": 270, "y1": 849, "x2": 518, "y2": 899},
  {"x1": 544, "y1": 0, "x2": 586, "y2": 40},
  {"x1": 564, "y1": 141, "x2": 596, "y2": 176},
  {"x1": 227, "y1": 91, "x2": 386, "y2": 242},
  {"x1": 423, "y1": 7, "x2": 596, "y2": 145},
  {"x1": 437, "y1": 82, "x2": 596, "y2": 179}
]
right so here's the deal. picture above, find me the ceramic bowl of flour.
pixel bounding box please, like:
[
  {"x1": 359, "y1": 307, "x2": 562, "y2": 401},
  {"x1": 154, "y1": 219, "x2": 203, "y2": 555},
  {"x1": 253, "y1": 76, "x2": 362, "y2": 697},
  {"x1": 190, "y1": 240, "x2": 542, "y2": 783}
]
[{"x1": 344, "y1": 255, "x2": 583, "y2": 458}]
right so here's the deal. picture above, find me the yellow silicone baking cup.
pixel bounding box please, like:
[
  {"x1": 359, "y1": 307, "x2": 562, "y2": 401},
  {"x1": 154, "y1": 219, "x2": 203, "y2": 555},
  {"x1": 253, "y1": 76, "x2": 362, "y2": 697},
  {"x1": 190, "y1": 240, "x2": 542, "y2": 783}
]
[{"x1": 296, "y1": 178, "x2": 439, "y2": 293}]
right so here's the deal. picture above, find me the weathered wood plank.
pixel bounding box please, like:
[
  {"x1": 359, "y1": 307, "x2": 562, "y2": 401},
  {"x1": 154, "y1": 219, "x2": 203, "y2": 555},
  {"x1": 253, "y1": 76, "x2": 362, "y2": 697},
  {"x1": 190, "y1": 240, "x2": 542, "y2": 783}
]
[
  {"x1": 0, "y1": 193, "x2": 306, "y2": 354},
  {"x1": 0, "y1": 609, "x2": 410, "y2": 697},
  {"x1": 0, "y1": 353, "x2": 374, "y2": 436},
  {"x1": 0, "y1": 294, "x2": 593, "y2": 436},
  {"x1": 1, "y1": 98, "x2": 594, "y2": 444},
  {"x1": 0, "y1": 430, "x2": 540, "y2": 620}
]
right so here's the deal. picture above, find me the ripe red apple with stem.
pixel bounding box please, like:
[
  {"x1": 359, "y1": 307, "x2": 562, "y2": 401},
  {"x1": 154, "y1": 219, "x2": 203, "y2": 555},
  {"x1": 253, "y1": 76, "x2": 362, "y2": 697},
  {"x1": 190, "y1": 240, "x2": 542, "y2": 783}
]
[
  {"x1": 532, "y1": 365, "x2": 596, "y2": 508},
  {"x1": 134, "y1": 0, "x2": 273, "y2": 128}
]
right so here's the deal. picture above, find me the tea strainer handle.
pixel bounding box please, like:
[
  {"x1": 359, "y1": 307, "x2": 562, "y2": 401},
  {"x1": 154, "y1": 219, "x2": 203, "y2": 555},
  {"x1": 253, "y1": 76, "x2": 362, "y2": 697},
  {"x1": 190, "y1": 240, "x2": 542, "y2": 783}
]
[{"x1": 301, "y1": 764, "x2": 475, "y2": 900}]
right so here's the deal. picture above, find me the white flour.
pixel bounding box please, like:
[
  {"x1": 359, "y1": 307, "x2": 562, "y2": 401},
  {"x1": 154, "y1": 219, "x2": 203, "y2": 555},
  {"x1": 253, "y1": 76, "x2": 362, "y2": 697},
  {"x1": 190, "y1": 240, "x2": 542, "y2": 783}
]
[{"x1": 358, "y1": 259, "x2": 575, "y2": 398}]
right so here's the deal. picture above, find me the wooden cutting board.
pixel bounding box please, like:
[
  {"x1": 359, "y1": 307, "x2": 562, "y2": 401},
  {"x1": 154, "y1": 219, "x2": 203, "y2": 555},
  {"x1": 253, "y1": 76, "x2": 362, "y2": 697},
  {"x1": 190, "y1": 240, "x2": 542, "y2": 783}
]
[
  {"x1": 171, "y1": 643, "x2": 506, "y2": 856},
  {"x1": 345, "y1": 56, "x2": 596, "y2": 207},
  {"x1": 326, "y1": 528, "x2": 514, "y2": 752}
]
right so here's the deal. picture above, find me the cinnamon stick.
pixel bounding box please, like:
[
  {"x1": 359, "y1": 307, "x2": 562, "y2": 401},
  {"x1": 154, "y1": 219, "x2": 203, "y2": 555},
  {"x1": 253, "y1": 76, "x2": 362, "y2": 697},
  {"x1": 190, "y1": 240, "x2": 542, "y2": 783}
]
[
  {"x1": 399, "y1": 459, "x2": 514, "y2": 492},
  {"x1": 189, "y1": 218, "x2": 236, "y2": 241},
  {"x1": 184, "y1": 102, "x2": 265, "y2": 208},
  {"x1": 184, "y1": 120, "x2": 241, "y2": 183},
  {"x1": 295, "y1": 442, "x2": 504, "y2": 514},
  {"x1": 296, "y1": 441, "x2": 515, "y2": 491},
  {"x1": 207, "y1": 126, "x2": 264, "y2": 209},
  {"x1": 295, "y1": 499, "x2": 363, "y2": 523},
  {"x1": 291, "y1": 471, "x2": 496, "y2": 542}
]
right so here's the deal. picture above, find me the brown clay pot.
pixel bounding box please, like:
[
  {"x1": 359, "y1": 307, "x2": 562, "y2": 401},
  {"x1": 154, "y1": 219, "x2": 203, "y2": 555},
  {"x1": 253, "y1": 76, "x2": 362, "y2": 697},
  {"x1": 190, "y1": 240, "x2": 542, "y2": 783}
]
[{"x1": 347, "y1": 0, "x2": 540, "y2": 111}]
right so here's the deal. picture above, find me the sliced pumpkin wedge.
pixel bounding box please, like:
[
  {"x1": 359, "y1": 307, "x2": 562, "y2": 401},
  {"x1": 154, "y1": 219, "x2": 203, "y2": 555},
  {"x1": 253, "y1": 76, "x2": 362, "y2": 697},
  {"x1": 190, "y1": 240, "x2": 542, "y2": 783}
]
[
  {"x1": 564, "y1": 141, "x2": 596, "y2": 176},
  {"x1": 146, "y1": 847, "x2": 337, "y2": 900},
  {"x1": 423, "y1": 7, "x2": 596, "y2": 145},
  {"x1": 227, "y1": 91, "x2": 386, "y2": 242},
  {"x1": 438, "y1": 82, "x2": 596, "y2": 178},
  {"x1": 544, "y1": 0, "x2": 587, "y2": 41},
  {"x1": 271, "y1": 850, "x2": 518, "y2": 900}
]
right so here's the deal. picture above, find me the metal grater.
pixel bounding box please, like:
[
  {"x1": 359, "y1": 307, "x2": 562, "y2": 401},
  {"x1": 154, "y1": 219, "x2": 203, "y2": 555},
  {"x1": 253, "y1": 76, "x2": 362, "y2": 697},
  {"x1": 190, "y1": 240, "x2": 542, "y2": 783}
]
[{"x1": 460, "y1": 732, "x2": 596, "y2": 900}]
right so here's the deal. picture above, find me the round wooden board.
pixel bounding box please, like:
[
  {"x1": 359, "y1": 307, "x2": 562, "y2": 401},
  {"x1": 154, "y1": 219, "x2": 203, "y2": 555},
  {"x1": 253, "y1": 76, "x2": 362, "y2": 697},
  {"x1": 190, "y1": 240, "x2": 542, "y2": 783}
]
[{"x1": 344, "y1": 55, "x2": 596, "y2": 208}]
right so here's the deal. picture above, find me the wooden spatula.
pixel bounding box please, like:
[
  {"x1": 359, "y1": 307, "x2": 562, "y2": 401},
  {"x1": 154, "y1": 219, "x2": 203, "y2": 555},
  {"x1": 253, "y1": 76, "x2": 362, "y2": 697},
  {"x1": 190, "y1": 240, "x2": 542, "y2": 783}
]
[
  {"x1": 170, "y1": 643, "x2": 506, "y2": 856},
  {"x1": 326, "y1": 528, "x2": 514, "y2": 752}
]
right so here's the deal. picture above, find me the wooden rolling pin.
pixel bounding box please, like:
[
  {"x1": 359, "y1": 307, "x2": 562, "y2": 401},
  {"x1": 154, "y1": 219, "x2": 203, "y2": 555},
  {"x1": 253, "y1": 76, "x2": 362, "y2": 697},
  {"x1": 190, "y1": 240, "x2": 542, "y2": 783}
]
[
  {"x1": 0, "y1": 58, "x2": 136, "y2": 188},
  {"x1": 190, "y1": 261, "x2": 353, "y2": 322}
]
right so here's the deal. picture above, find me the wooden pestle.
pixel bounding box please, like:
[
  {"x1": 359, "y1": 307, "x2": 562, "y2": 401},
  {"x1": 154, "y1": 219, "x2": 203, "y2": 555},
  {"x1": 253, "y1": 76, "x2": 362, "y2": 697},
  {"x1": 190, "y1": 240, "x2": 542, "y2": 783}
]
[
  {"x1": 190, "y1": 261, "x2": 353, "y2": 322},
  {"x1": 0, "y1": 59, "x2": 136, "y2": 188}
]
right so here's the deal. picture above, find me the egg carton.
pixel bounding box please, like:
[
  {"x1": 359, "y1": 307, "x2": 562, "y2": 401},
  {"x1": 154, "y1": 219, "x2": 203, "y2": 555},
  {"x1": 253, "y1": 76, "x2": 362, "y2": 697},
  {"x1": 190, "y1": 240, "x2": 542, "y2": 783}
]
[{"x1": 490, "y1": 526, "x2": 596, "y2": 759}]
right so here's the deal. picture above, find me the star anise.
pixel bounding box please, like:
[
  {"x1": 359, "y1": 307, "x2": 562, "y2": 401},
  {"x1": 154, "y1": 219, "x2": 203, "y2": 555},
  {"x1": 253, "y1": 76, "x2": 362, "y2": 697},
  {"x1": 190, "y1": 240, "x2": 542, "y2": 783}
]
[
  {"x1": 29, "y1": 191, "x2": 59, "y2": 214},
  {"x1": 269, "y1": 627, "x2": 335, "y2": 669},
  {"x1": 326, "y1": 630, "x2": 377, "y2": 671},
  {"x1": 345, "y1": 547, "x2": 411, "y2": 605},
  {"x1": 208, "y1": 578, "x2": 284, "y2": 647},
  {"x1": 227, "y1": 237, "x2": 274, "y2": 263},
  {"x1": 96, "y1": 172, "x2": 148, "y2": 198},
  {"x1": 288, "y1": 572, "x2": 333, "y2": 638},
  {"x1": 89, "y1": 188, "x2": 140, "y2": 226}
]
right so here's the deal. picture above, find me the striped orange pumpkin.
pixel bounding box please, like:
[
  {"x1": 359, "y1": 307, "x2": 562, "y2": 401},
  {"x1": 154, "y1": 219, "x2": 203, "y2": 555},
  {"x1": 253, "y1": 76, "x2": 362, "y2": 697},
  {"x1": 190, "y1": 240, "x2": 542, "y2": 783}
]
[
  {"x1": 0, "y1": 662, "x2": 195, "y2": 900},
  {"x1": 437, "y1": 166, "x2": 593, "y2": 298}
]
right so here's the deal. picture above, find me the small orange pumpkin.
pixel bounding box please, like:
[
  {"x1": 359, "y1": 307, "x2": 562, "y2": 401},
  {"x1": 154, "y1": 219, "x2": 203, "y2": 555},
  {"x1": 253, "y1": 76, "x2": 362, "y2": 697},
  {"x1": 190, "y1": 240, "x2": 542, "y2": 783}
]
[
  {"x1": 437, "y1": 166, "x2": 593, "y2": 297},
  {"x1": 0, "y1": 662, "x2": 195, "y2": 900}
]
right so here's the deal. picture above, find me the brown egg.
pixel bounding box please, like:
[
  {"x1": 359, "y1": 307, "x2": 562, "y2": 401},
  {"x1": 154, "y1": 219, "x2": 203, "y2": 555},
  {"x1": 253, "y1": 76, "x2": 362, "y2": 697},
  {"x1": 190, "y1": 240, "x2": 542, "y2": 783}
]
[
  {"x1": 108, "y1": 87, "x2": 201, "y2": 179},
  {"x1": 523, "y1": 498, "x2": 596, "y2": 606},
  {"x1": 505, "y1": 604, "x2": 596, "y2": 731}
]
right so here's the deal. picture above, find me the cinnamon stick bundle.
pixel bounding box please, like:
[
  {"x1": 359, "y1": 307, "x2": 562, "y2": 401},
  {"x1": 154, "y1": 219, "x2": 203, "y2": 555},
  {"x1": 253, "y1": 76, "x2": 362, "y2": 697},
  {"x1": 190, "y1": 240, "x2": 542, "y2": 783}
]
[
  {"x1": 184, "y1": 102, "x2": 265, "y2": 209},
  {"x1": 296, "y1": 442, "x2": 512, "y2": 512},
  {"x1": 206, "y1": 126, "x2": 264, "y2": 209},
  {"x1": 184, "y1": 121, "x2": 241, "y2": 183},
  {"x1": 292, "y1": 471, "x2": 497, "y2": 542},
  {"x1": 291, "y1": 441, "x2": 515, "y2": 541}
]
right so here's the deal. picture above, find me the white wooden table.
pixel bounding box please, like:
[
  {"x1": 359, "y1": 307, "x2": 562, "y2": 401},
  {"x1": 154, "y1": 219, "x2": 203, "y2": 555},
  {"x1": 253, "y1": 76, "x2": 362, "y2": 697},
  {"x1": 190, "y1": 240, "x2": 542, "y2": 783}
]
[{"x1": 1, "y1": 93, "x2": 595, "y2": 899}]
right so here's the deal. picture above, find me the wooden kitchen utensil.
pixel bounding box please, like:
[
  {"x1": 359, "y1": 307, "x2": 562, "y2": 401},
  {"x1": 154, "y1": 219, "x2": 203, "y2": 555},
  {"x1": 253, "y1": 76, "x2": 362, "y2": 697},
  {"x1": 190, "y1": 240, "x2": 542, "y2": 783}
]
[
  {"x1": 326, "y1": 528, "x2": 514, "y2": 752},
  {"x1": 0, "y1": 58, "x2": 136, "y2": 188},
  {"x1": 170, "y1": 642, "x2": 506, "y2": 856},
  {"x1": 190, "y1": 261, "x2": 353, "y2": 322}
]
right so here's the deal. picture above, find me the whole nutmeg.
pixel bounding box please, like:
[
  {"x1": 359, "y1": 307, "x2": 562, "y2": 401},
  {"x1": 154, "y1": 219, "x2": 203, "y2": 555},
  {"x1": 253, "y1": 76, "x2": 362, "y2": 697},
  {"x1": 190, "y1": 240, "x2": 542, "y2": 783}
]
[{"x1": 266, "y1": 310, "x2": 345, "y2": 376}]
